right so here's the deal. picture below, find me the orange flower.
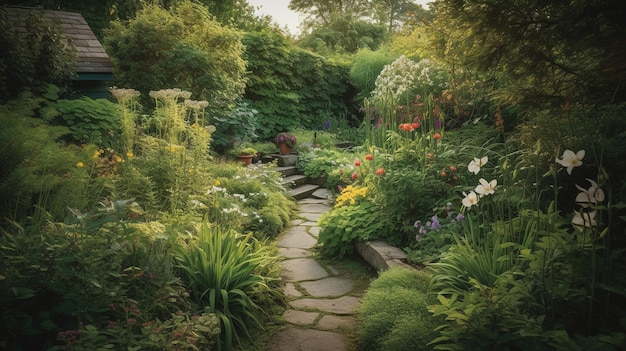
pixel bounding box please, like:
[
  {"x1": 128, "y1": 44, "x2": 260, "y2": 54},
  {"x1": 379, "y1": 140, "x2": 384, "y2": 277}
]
[
  {"x1": 427, "y1": 153, "x2": 434, "y2": 159},
  {"x1": 399, "y1": 123, "x2": 414, "y2": 131},
  {"x1": 375, "y1": 168, "x2": 385, "y2": 176},
  {"x1": 351, "y1": 172, "x2": 358, "y2": 180},
  {"x1": 354, "y1": 159, "x2": 362, "y2": 167},
  {"x1": 441, "y1": 171, "x2": 447, "y2": 177},
  {"x1": 365, "y1": 154, "x2": 373, "y2": 161},
  {"x1": 433, "y1": 133, "x2": 442, "y2": 140},
  {"x1": 449, "y1": 165, "x2": 457, "y2": 172},
  {"x1": 411, "y1": 122, "x2": 420, "y2": 129}
]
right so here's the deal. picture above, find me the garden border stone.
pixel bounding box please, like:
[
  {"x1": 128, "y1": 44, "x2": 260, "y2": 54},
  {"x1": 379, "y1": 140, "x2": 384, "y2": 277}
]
[{"x1": 354, "y1": 240, "x2": 413, "y2": 272}]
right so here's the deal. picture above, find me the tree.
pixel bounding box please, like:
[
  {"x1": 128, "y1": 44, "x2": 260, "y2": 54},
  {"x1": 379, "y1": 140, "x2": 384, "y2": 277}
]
[
  {"x1": 104, "y1": 1, "x2": 247, "y2": 118},
  {"x1": 289, "y1": 0, "x2": 371, "y2": 27},
  {"x1": 428, "y1": 0, "x2": 626, "y2": 106},
  {"x1": 371, "y1": 0, "x2": 426, "y2": 32}
]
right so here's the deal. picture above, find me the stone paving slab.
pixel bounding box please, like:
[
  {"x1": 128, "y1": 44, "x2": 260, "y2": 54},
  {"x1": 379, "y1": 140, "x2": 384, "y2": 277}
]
[
  {"x1": 299, "y1": 221, "x2": 320, "y2": 227},
  {"x1": 300, "y1": 277, "x2": 354, "y2": 297},
  {"x1": 280, "y1": 258, "x2": 329, "y2": 282},
  {"x1": 297, "y1": 198, "x2": 328, "y2": 205},
  {"x1": 282, "y1": 282, "x2": 303, "y2": 299},
  {"x1": 267, "y1": 328, "x2": 347, "y2": 351},
  {"x1": 278, "y1": 247, "x2": 312, "y2": 259},
  {"x1": 317, "y1": 315, "x2": 355, "y2": 331},
  {"x1": 299, "y1": 212, "x2": 325, "y2": 222},
  {"x1": 277, "y1": 227, "x2": 317, "y2": 249},
  {"x1": 283, "y1": 309, "x2": 319, "y2": 325},
  {"x1": 298, "y1": 203, "x2": 330, "y2": 213},
  {"x1": 289, "y1": 296, "x2": 360, "y2": 315},
  {"x1": 308, "y1": 226, "x2": 321, "y2": 237}
]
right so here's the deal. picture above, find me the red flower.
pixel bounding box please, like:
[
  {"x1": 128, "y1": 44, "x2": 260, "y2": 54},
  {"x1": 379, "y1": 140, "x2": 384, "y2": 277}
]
[
  {"x1": 441, "y1": 171, "x2": 447, "y2": 177},
  {"x1": 399, "y1": 123, "x2": 414, "y2": 131},
  {"x1": 433, "y1": 133, "x2": 442, "y2": 140},
  {"x1": 354, "y1": 159, "x2": 362, "y2": 166},
  {"x1": 449, "y1": 165, "x2": 457, "y2": 172},
  {"x1": 351, "y1": 172, "x2": 358, "y2": 180},
  {"x1": 411, "y1": 122, "x2": 421, "y2": 129},
  {"x1": 427, "y1": 153, "x2": 434, "y2": 159},
  {"x1": 365, "y1": 154, "x2": 373, "y2": 161},
  {"x1": 375, "y1": 168, "x2": 385, "y2": 176}
]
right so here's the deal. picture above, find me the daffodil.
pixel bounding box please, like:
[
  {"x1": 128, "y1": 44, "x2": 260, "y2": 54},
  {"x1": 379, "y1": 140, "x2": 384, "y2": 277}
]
[
  {"x1": 572, "y1": 210, "x2": 597, "y2": 231},
  {"x1": 467, "y1": 156, "x2": 488, "y2": 175},
  {"x1": 575, "y1": 178, "x2": 605, "y2": 208},
  {"x1": 475, "y1": 178, "x2": 497, "y2": 196},
  {"x1": 555, "y1": 149, "x2": 584, "y2": 175},
  {"x1": 462, "y1": 191, "x2": 479, "y2": 208}
]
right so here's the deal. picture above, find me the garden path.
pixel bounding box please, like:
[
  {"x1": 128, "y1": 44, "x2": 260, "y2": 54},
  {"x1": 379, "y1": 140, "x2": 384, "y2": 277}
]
[{"x1": 267, "y1": 195, "x2": 362, "y2": 351}]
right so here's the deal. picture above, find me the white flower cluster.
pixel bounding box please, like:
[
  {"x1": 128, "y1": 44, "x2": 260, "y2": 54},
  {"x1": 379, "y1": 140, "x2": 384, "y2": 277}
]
[
  {"x1": 149, "y1": 88, "x2": 192, "y2": 101},
  {"x1": 462, "y1": 156, "x2": 498, "y2": 208},
  {"x1": 109, "y1": 87, "x2": 140, "y2": 103}
]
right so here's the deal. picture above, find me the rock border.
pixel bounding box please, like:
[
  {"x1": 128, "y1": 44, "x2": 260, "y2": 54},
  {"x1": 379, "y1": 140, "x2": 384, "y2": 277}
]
[{"x1": 354, "y1": 240, "x2": 414, "y2": 273}]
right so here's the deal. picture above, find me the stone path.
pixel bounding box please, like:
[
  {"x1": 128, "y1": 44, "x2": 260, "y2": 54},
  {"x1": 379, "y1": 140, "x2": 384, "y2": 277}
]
[{"x1": 267, "y1": 197, "x2": 361, "y2": 351}]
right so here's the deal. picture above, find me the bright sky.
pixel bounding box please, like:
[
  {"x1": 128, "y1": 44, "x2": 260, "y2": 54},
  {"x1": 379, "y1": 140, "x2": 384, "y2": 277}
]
[{"x1": 247, "y1": 0, "x2": 432, "y2": 35}]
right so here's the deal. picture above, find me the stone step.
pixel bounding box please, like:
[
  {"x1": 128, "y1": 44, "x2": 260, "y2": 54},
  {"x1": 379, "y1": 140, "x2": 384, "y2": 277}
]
[
  {"x1": 275, "y1": 165, "x2": 298, "y2": 177},
  {"x1": 290, "y1": 184, "x2": 320, "y2": 200},
  {"x1": 281, "y1": 174, "x2": 309, "y2": 188}
]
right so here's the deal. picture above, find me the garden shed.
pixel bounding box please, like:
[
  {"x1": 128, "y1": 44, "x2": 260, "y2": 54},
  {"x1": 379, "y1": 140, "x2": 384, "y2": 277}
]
[{"x1": 5, "y1": 6, "x2": 113, "y2": 99}]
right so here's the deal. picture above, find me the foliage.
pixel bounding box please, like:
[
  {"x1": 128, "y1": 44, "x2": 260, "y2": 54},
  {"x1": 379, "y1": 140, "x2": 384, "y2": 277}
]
[
  {"x1": 0, "y1": 201, "x2": 190, "y2": 351},
  {"x1": 318, "y1": 194, "x2": 393, "y2": 257},
  {"x1": 104, "y1": 1, "x2": 246, "y2": 119},
  {"x1": 298, "y1": 17, "x2": 388, "y2": 54},
  {"x1": 272, "y1": 132, "x2": 297, "y2": 149},
  {"x1": 242, "y1": 31, "x2": 359, "y2": 139},
  {"x1": 173, "y1": 222, "x2": 284, "y2": 351},
  {"x1": 0, "y1": 7, "x2": 75, "y2": 102},
  {"x1": 349, "y1": 48, "x2": 396, "y2": 100},
  {"x1": 357, "y1": 267, "x2": 441, "y2": 351},
  {"x1": 211, "y1": 101, "x2": 259, "y2": 153},
  {"x1": 48, "y1": 97, "x2": 121, "y2": 149}
]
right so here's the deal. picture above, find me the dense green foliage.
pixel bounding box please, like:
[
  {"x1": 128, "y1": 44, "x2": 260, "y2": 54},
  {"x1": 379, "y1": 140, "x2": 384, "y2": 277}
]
[
  {"x1": 0, "y1": 7, "x2": 75, "y2": 103},
  {"x1": 357, "y1": 267, "x2": 440, "y2": 351},
  {"x1": 242, "y1": 31, "x2": 359, "y2": 139},
  {"x1": 104, "y1": 1, "x2": 247, "y2": 120}
]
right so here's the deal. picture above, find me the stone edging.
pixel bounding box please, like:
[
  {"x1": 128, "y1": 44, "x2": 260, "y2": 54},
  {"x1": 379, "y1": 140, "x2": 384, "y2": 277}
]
[{"x1": 354, "y1": 240, "x2": 414, "y2": 273}]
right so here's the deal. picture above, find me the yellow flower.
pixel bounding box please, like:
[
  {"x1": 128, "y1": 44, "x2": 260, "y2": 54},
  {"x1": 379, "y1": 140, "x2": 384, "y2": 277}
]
[
  {"x1": 189, "y1": 169, "x2": 194, "y2": 174},
  {"x1": 76, "y1": 162, "x2": 84, "y2": 168},
  {"x1": 169, "y1": 145, "x2": 177, "y2": 153},
  {"x1": 214, "y1": 180, "x2": 221, "y2": 187},
  {"x1": 126, "y1": 152, "x2": 134, "y2": 159},
  {"x1": 114, "y1": 155, "x2": 122, "y2": 163},
  {"x1": 92, "y1": 150, "x2": 101, "y2": 159}
]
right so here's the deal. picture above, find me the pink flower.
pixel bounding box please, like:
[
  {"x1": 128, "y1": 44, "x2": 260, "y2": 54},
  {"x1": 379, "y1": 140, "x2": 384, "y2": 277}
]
[
  {"x1": 433, "y1": 133, "x2": 442, "y2": 140},
  {"x1": 352, "y1": 172, "x2": 358, "y2": 180}
]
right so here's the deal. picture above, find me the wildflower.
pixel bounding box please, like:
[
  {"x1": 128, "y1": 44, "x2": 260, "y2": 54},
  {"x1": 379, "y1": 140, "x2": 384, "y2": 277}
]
[
  {"x1": 92, "y1": 150, "x2": 101, "y2": 159},
  {"x1": 365, "y1": 154, "x2": 373, "y2": 161},
  {"x1": 352, "y1": 172, "x2": 358, "y2": 180},
  {"x1": 462, "y1": 191, "x2": 479, "y2": 208},
  {"x1": 126, "y1": 152, "x2": 134, "y2": 159},
  {"x1": 214, "y1": 180, "x2": 221, "y2": 187},
  {"x1": 414, "y1": 220, "x2": 422, "y2": 228},
  {"x1": 375, "y1": 168, "x2": 385, "y2": 176},
  {"x1": 572, "y1": 210, "x2": 597, "y2": 231},
  {"x1": 354, "y1": 159, "x2": 362, "y2": 167},
  {"x1": 555, "y1": 149, "x2": 584, "y2": 175},
  {"x1": 399, "y1": 123, "x2": 415, "y2": 131},
  {"x1": 475, "y1": 178, "x2": 497, "y2": 196},
  {"x1": 427, "y1": 153, "x2": 434, "y2": 159},
  {"x1": 468, "y1": 156, "x2": 488, "y2": 174},
  {"x1": 449, "y1": 165, "x2": 456, "y2": 172},
  {"x1": 455, "y1": 213, "x2": 465, "y2": 222},
  {"x1": 411, "y1": 122, "x2": 421, "y2": 129},
  {"x1": 575, "y1": 178, "x2": 605, "y2": 208},
  {"x1": 433, "y1": 133, "x2": 442, "y2": 140},
  {"x1": 441, "y1": 171, "x2": 447, "y2": 177},
  {"x1": 430, "y1": 215, "x2": 441, "y2": 231},
  {"x1": 76, "y1": 162, "x2": 84, "y2": 168}
]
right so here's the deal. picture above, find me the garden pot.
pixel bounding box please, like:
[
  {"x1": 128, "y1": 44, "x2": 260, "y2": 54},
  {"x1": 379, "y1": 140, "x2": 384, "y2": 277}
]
[
  {"x1": 237, "y1": 154, "x2": 254, "y2": 165},
  {"x1": 279, "y1": 143, "x2": 292, "y2": 155}
]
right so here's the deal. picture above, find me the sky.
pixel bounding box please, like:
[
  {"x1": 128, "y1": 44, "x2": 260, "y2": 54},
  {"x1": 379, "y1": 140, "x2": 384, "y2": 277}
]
[{"x1": 247, "y1": 0, "x2": 432, "y2": 35}]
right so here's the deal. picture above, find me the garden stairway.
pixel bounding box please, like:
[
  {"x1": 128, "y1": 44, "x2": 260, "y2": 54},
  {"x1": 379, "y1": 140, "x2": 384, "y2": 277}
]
[{"x1": 272, "y1": 154, "x2": 329, "y2": 201}]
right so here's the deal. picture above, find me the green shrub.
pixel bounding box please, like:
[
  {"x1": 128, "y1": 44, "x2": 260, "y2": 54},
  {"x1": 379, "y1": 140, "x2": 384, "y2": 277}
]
[
  {"x1": 350, "y1": 48, "x2": 396, "y2": 101},
  {"x1": 357, "y1": 268, "x2": 440, "y2": 351}
]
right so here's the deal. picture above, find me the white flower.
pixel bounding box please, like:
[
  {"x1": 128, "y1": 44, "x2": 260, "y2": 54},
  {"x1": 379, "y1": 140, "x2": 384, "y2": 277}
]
[
  {"x1": 475, "y1": 178, "x2": 497, "y2": 196},
  {"x1": 468, "y1": 156, "x2": 488, "y2": 175},
  {"x1": 555, "y1": 149, "x2": 585, "y2": 175},
  {"x1": 462, "y1": 191, "x2": 479, "y2": 208},
  {"x1": 575, "y1": 178, "x2": 605, "y2": 208},
  {"x1": 572, "y1": 210, "x2": 597, "y2": 231}
]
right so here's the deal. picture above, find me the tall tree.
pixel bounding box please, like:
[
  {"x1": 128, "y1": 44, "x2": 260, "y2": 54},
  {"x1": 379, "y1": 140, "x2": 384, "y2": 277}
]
[
  {"x1": 371, "y1": 0, "x2": 425, "y2": 32},
  {"x1": 289, "y1": 0, "x2": 370, "y2": 27}
]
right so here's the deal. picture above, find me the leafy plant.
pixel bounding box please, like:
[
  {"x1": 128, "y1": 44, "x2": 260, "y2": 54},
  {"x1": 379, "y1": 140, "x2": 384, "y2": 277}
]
[{"x1": 173, "y1": 222, "x2": 284, "y2": 351}]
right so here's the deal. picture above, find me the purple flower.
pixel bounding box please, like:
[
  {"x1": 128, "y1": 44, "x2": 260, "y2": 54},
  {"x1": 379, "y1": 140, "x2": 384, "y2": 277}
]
[
  {"x1": 325, "y1": 120, "x2": 331, "y2": 130},
  {"x1": 430, "y1": 215, "x2": 441, "y2": 231},
  {"x1": 456, "y1": 213, "x2": 465, "y2": 222},
  {"x1": 419, "y1": 226, "x2": 427, "y2": 235},
  {"x1": 434, "y1": 118, "x2": 443, "y2": 130},
  {"x1": 415, "y1": 234, "x2": 422, "y2": 241},
  {"x1": 414, "y1": 220, "x2": 422, "y2": 228}
]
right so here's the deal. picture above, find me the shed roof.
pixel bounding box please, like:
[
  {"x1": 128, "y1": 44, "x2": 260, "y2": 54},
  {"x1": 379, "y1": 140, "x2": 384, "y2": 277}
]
[{"x1": 4, "y1": 6, "x2": 112, "y2": 74}]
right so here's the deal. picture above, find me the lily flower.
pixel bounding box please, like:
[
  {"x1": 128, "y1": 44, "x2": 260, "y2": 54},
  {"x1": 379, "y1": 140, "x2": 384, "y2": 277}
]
[
  {"x1": 555, "y1": 149, "x2": 584, "y2": 175},
  {"x1": 462, "y1": 191, "x2": 479, "y2": 208},
  {"x1": 572, "y1": 210, "x2": 597, "y2": 231},
  {"x1": 467, "y1": 156, "x2": 488, "y2": 175},
  {"x1": 475, "y1": 178, "x2": 497, "y2": 196},
  {"x1": 575, "y1": 178, "x2": 605, "y2": 208}
]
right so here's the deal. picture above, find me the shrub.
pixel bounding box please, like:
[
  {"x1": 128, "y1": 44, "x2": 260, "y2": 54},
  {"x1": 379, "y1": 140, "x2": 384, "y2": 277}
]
[{"x1": 357, "y1": 267, "x2": 440, "y2": 351}]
